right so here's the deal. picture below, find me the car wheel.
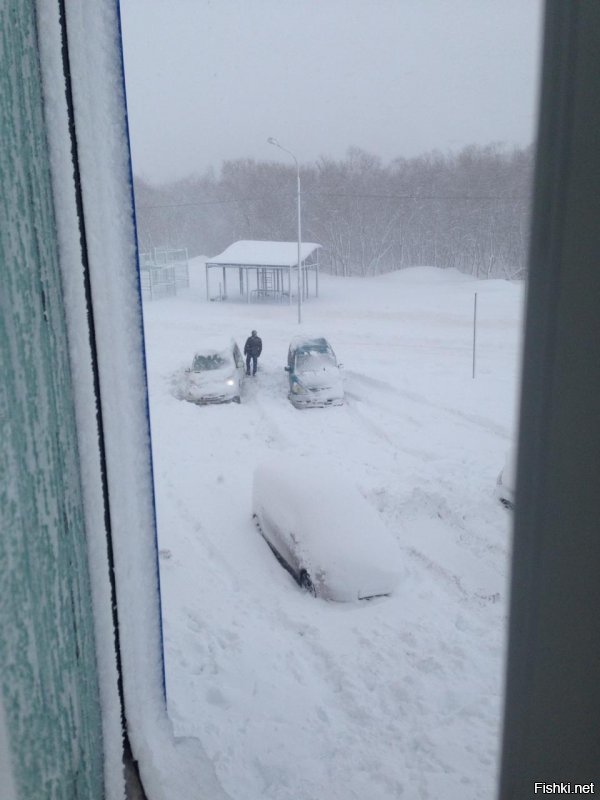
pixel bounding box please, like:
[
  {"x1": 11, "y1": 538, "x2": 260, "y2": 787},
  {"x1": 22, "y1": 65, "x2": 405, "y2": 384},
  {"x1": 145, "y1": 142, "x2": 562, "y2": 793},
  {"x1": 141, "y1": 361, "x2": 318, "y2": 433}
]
[{"x1": 299, "y1": 569, "x2": 316, "y2": 597}]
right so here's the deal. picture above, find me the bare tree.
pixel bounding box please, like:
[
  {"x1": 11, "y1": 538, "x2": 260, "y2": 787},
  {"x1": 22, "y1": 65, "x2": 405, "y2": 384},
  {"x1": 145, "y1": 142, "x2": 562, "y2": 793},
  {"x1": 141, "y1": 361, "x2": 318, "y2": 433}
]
[{"x1": 133, "y1": 143, "x2": 533, "y2": 279}]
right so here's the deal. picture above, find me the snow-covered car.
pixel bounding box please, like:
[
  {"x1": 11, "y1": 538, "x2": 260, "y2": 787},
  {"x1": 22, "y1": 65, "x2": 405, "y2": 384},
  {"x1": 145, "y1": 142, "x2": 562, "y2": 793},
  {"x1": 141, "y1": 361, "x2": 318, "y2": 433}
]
[
  {"x1": 496, "y1": 446, "x2": 517, "y2": 509},
  {"x1": 252, "y1": 456, "x2": 402, "y2": 601},
  {"x1": 182, "y1": 339, "x2": 245, "y2": 404},
  {"x1": 284, "y1": 335, "x2": 344, "y2": 408}
]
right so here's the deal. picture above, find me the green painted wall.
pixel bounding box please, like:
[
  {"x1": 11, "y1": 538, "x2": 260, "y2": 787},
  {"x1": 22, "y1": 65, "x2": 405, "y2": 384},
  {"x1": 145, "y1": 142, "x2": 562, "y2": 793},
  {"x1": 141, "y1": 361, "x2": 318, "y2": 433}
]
[{"x1": 0, "y1": 2, "x2": 105, "y2": 798}]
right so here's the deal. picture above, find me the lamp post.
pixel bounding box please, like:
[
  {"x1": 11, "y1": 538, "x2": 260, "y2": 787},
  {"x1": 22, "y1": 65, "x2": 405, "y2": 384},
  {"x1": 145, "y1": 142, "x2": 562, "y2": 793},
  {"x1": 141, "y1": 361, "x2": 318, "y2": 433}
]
[{"x1": 267, "y1": 137, "x2": 302, "y2": 324}]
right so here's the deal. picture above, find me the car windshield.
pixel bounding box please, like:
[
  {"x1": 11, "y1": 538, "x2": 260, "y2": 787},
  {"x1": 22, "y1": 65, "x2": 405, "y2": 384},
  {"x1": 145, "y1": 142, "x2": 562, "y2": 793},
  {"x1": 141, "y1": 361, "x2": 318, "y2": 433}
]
[
  {"x1": 296, "y1": 349, "x2": 336, "y2": 371},
  {"x1": 192, "y1": 352, "x2": 229, "y2": 372}
]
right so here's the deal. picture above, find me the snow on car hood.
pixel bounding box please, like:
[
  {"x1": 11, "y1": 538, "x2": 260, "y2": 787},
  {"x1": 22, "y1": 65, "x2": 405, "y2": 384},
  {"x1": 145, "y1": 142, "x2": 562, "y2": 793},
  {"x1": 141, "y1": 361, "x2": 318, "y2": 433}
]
[
  {"x1": 253, "y1": 455, "x2": 402, "y2": 601},
  {"x1": 173, "y1": 360, "x2": 239, "y2": 403},
  {"x1": 187, "y1": 364, "x2": 235, "y2": 389},
  {"x1": 297, "y1": 363, "x2": 341, "y2": 390}
]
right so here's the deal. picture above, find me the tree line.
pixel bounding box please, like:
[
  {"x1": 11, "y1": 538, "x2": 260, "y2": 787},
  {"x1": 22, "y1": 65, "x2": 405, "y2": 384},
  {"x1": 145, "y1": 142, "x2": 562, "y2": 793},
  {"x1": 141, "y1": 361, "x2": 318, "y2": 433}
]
[{"x1": 134, "y1": 143, "x2": 533, "y2": 279}]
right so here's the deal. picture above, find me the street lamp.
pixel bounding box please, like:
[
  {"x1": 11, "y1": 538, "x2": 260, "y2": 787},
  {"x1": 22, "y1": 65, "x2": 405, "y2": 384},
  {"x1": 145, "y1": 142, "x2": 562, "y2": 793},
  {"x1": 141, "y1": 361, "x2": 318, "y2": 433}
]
[{"x1": 267, "y1": 137, "x2": 302, "y2": 324}]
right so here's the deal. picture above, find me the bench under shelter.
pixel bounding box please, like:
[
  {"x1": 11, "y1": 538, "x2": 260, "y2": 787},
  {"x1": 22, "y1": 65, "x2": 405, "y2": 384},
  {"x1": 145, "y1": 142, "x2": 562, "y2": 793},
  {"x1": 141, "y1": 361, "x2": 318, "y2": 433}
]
[{"x1": 205, "y1": 240, "x2": 321, "y2": 303}]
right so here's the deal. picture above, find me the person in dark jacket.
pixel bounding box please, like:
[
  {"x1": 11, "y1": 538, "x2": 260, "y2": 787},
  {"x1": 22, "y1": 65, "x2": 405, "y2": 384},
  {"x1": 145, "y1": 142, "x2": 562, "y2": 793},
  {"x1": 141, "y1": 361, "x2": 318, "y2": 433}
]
[{"x1": 244, "y1": 330, "x2": 262, "y2": 375}]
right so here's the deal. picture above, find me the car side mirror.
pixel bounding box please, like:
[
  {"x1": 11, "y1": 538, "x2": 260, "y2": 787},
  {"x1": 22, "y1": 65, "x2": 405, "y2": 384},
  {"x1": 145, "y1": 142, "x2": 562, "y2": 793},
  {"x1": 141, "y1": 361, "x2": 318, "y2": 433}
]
[{"x1": 284, "y1": 366, "x2": 291, "y2": 372}]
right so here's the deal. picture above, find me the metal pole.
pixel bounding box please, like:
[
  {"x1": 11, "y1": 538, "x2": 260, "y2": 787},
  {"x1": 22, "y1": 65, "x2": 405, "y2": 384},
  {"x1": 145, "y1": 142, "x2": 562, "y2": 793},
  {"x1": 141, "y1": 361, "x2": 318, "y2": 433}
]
[
  {"x1": 267, "y1": 137, "x2": 302, "y2": 322},
  {"x1": 472, "y1": 291, "x2": 478, "y2": 379},
  {"x1": 297, "y1": 165, "x2": 302, "y2": 324}
]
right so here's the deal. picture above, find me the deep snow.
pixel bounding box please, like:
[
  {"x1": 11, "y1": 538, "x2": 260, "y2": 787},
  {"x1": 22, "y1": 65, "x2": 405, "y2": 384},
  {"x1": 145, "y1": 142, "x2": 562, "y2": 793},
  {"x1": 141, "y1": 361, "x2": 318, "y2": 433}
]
[{"x1": 141, "y1": 259, "x2": 524, "y2": 800}]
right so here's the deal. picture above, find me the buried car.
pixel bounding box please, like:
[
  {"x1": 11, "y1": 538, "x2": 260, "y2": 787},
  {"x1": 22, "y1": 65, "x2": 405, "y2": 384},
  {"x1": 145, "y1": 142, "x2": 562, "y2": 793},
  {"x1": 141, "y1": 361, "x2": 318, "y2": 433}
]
[
  {"x1": 252, "y1": 456, "x2": 402, "y2": 601},
  {"x1": 285, "y1": 335, "x2": 344, "y2": 407},
  {"x1": 496, "y1": 446, "x2": 517, "y2": 509},
  {"x1": 182, "y1": 338, "x2": 245, "y2": 404}
]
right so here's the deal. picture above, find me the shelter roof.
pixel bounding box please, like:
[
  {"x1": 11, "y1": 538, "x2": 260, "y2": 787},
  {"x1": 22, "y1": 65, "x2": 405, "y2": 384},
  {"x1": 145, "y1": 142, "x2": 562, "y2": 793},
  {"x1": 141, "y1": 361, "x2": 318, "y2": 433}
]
[{"x1": 206, "y1": 240, "x2": 321, "y2": 268}]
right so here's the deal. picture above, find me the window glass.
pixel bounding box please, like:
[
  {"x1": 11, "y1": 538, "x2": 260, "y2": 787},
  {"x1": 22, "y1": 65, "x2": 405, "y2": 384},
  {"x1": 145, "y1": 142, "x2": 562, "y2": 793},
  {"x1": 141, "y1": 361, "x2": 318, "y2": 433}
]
[
  {"x1": 192, "y1": 353, "x2": 228, "y2": 372},
  {"x1": 120, "y1": 2, "x2": 543, "y2": 797}
]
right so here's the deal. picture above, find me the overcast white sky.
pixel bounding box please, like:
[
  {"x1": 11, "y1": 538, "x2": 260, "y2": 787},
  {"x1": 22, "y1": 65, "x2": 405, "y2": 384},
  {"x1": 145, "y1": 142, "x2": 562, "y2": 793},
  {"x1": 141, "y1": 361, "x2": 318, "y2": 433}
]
[{"x1": 120, "y1": 0, "x2": 544, "y2": 185}]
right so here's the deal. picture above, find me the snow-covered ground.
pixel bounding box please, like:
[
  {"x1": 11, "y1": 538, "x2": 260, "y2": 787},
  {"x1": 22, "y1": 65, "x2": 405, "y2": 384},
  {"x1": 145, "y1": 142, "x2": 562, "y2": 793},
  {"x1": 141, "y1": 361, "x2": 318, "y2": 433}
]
[{"x1": 141, "y1": 258, "x2": 524, "y2": 800}]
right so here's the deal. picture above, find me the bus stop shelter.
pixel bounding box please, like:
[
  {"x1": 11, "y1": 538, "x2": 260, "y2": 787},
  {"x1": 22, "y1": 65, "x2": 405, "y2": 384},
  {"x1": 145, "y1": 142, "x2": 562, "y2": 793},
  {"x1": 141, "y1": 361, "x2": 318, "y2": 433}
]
[{"x1": 205, "y1": 240, "x2": 321, "y2": 303}]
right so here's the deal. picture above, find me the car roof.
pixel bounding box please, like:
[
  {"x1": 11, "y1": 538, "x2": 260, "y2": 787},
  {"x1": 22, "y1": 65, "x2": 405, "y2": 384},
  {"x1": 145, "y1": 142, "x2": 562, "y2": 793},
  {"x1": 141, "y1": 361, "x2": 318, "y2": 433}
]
[
  {"x1": 192, "y1": 337, "x2": 238, "y2": 357},
  {"x1": 289, "y1": 335, "x2": 332, "y2": 352}
]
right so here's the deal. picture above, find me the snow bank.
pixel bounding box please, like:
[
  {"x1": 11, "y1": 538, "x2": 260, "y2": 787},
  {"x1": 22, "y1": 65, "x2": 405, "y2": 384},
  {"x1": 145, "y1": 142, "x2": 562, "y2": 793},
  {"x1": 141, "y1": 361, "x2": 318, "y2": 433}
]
[{"x1": 383, "y1": 265, "x2": 473, "y2": 283}]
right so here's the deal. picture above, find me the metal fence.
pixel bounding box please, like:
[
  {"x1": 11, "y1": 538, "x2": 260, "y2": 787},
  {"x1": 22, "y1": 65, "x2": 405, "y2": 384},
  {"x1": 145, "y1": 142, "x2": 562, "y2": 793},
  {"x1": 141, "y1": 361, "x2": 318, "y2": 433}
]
[{"x1": 140, "y1": 247, "x2": 189, "y2": 299}]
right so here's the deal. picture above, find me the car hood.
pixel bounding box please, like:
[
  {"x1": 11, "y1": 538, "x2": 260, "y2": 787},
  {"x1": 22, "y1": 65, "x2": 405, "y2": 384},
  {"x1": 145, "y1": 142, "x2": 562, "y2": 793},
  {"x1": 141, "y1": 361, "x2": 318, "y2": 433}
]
[
  {"x1": 296, "y1": 365, "x2": 341, "y2": 389},
  {"x1": 189, "y1": 365, "x2": 234, "y2": 382},
  {"x1": 186, "y1": 366, "x2": 237, "y2": 393}
]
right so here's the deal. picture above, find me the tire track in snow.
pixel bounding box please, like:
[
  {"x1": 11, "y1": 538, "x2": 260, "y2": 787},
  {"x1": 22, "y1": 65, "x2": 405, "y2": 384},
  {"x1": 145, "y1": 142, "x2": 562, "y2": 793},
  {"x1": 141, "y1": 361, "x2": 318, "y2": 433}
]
[
  {"x1": 344, "y1": 369, "x2": 511, "y2": 440},
  {"x1": 343, "y1": 393, "x2": 437, "y2": 464},
  {"x1": 240, "y1": 368, "x2": 295, "y2": 450},
  {"x1": 343, "y1": 369, "x2": 512, "y2": 584},
  {"x1": 244, "y1": 366, "x2": 367, "y2": 465}
]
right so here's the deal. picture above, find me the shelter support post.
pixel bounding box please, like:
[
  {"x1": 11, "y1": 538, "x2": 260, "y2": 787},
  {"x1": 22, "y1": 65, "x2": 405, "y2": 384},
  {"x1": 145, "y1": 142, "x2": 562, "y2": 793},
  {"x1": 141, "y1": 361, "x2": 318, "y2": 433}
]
[
  {"x1": 205, "y1": 263, "x2": 209, "y2": 301},
  {"x1": 222, "y1": 267, "x2": 227, "y2": 299}
]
